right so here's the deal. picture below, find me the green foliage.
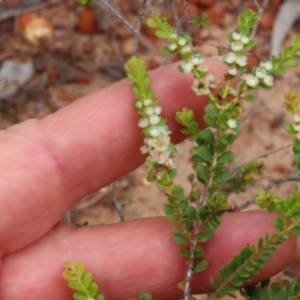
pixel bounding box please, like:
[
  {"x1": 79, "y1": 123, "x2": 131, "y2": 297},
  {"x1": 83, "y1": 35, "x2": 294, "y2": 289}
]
[
  {"x1": 128, "y1": 293, "x2": 152, "y2": 300},
  {"x1": 76, "y1": 0, "x2": 94, "y2": 4},
  {"x1": 63, "y1": 261, "x2": 105, "y2": 300},
  {"x1": 237, "y1": 9, "x2": 258, "y2": 35},
  {"x1": 241, "y1": 278, "x2": 300, "y2": 299},
  {"x1": 192, "y1": 13, "x2": 211, "y2": 28},
  {"x1": 147, "y1": 13, "x2": 175, "y2": 39},
  {"x1": 125, "y1": 57, "x2": 153, "y2": 101},
  {"x1": 62, "y1": 7, "x2": 300, "y2": 300}
]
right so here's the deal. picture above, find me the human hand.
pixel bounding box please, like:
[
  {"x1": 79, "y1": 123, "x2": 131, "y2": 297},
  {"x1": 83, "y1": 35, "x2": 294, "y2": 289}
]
[{"x1": 0, "y1": 59, "x2": 296, "y2": 300}]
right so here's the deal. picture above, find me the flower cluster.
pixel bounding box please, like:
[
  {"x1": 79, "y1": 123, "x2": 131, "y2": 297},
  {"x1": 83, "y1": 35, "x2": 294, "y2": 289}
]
[
  {"x1": 293, "y1": 114, "x2": 300, "y2": 140},
  {"x1": 241, "y1": 61, "x2": 274, "y2": 88},
  {"x1": 167, "y1": 33, "x2": 193, "y2": 57},
  {"x1": 222, "y1": 32, "x2": 250, "y2": 76},
  {"x1": 222, "y1": 32, "x2": 274, "y2": 89},
  {"x1": 135, "y1": 99, "x2": 176, "y2": 169}
]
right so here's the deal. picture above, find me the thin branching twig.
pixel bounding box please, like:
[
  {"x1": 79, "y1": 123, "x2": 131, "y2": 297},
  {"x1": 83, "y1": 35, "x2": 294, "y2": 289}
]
[
  {"x1": 133, "y1": 0, "x2": 147, "y2": 55},
  {"x1": 250, "y1": 0, "x2": 270, "y2": 39},
  {"x1": 111, "y1": 181, "x2": 126, "y2": 221},
  {"x1": 237, "y1": 173, "x2": 299, "y2": 211}
]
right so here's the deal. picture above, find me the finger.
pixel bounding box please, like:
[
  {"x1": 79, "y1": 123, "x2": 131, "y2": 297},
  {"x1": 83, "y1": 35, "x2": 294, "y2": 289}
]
[
  {"x1": 0, "y1": 58, "x2": 227, "y2": 253},
  {"x1": 0, "y1": 211, "x2": 296, "y2": 300}
]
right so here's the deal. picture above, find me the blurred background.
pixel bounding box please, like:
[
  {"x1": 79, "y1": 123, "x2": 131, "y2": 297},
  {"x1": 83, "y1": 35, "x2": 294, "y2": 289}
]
[{"x1": 1, "y1": 0, "x2": 300, "y2": 293}]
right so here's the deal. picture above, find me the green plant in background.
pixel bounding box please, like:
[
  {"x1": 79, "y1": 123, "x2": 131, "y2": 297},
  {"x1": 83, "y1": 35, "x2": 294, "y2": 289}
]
[{"x1": 64, "y1": 3, "x2": 300, "y2": 300}]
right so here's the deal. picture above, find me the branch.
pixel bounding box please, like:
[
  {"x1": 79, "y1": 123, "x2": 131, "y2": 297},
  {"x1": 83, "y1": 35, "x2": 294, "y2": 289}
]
[
  {"x1": 237, "y1": 173, "x2": 299, "y2": 211},
  {"x1": 133, "y1": 0, "x2": 147, "y2": 55},
  {"x1": 250, "y1": 0, "x2": 270, "y2": 39}
]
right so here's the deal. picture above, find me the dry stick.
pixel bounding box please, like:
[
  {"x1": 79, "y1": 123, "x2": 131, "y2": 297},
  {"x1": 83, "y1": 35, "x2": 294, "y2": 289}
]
[
  {"x1": 250, "y1": 0, "x2": 270, "y2": 39},
  {"x1": 97, "y1": 0, "x2": 158, "y2": 53},
  {"x1": 111, "y1": 181, "x2": 126, "y2": 221},
  {"x1": 133, "y1": 0, "x2": 148, "y2": 55},
  {"x1": 168, "y1": 0, "x2": 181, "y2": 33},
  {"x1": 145, "y1": 0, "x2": 166, "y2": 17},
  {"x1": 237, "y1": 173, "x2": 299, "y2": 211},
  {"x1": 0, "y1": 2, "x2": 49, "y2": 21}
]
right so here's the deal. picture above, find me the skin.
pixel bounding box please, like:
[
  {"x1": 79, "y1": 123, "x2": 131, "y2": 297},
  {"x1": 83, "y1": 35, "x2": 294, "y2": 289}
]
[{"x1": 0, "y1": 58, "x2": 296, "y2": 300}]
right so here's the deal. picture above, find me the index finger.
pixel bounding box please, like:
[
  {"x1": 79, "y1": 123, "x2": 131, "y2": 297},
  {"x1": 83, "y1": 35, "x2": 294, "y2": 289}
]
[{"x1": 0, "y1": 58, "x2": 227, "y2": 253}]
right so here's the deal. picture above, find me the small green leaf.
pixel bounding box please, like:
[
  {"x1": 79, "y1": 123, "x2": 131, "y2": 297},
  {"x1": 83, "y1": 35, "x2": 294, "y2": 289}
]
[
  {"x1": 74, "y1": 292, "x2": 88, "y2": 300},
  {"x1": 245, "y1": 95, "x2": 255, "y2": 102},
  {"x1": 75, "y1": 262, "x2": 85, "y2": 277},
  {"x1": 68, "y1": 281, "x2": 84, "y2": 292},
  {"x1": 185, "y1": 205, "x2": 198, "y2": 220},
  {"x1": 284, "y1": 57, "x2": 298, "y2": 67},
  {"x1": 201, "y1": 128, "x2": 215, "y2": 144},
  {"x1": 163, "y1": 204, "x2": 175, "y2": 214},
  {"x1": 88, "y1": 283, "x2": 99, "y2": 297},
  {"x1": 292, "y1": 226, "x2": 300, "y2": 236},
  {"x1": 285, "y1": 123, "x2": 297, "y2": 134},
  {"x1": 274, "y1": 217, "x2": 284, "y2": 231},
  {"x1": 198, "y1": 146, "x2": 213, "y2": 163},
  {"x1": 203, "y1": 114, "x2": 218, "y2": 128},
  {"x1": 195, "y1": 165, "x2": 209, "y2": 183},
  {"x1": 271, "y1": 66, "x2": 286, "y2": 75},
  {"x1": 179, "y1": 247, "x2": 190, "y2": 257},
  {"x1": 193, "y1": 260, "x2": 208, "y2": 273},
  {"x1": 173, "y1": 234, "x2": 189, "y2": 244},
  {"x1": 231, "y1": 277, "x2": 244, "y2": 286},
  {"x1": 82, "y1": 272, "x2": 93, "y2": 288},
  {"x1": 216, "y1": 151, "x2": 235, "y2": 165},
  {"x1": 166, "y1": 214, "x2": 178, "y2": 223},
  {"x1": 213, "y1": 170, "x2": 231, "y2": 184}
]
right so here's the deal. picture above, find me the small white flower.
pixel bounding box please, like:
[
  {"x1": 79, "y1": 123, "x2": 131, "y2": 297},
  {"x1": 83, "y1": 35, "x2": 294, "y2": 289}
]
[
  {"x1": 148, "y1": 135, "x2": 170, "y2": 151},
  {"x1": 168, "y1": 43, "x2": 177, "y2": 51},
  {"x1": 144, "y1": 106, "x2": 154, "y2": 116},
  {"x1": 178, "y1": 37, "x2": 187, "y2": 46},
  {"x1": 235, "y1": 55, "x2": 247, "y2": 67},
  {"x1": 191, "y1": 54, "x2": 204, "y2": 65},
  {"x1": 150, "y1": 149, "x2": 173, "y2": 166},
  {"x1": 170, "y1": 33, "x2": 178, "y2": 39},
  {"x1": 241, "y1": 36, "x2": 250, "y2": 45},
  {"x1": 143, "y1": 99, "x2": 152, "y2": 106},
  {"x1": 138, "y1": 118, "x2": 149, "y2": 128},
  {"x1": 181, "y1": 46, "x2": 191, "y2": 54},
  {"x1": 244, "y1": 74, "x2": 259, "y2": 87},
  {"x1": 192, "y1": 86, "x2": 210, "y2": 95},
  {"x1": 263, "y1": 75, "x2": 273, "y2": 87},
  {"x1": 135, "y1": 101, "x2": 143, "y2": 109},
  {"x1": 294, "y1": 114, "x2": 300, "y2": 123},
  {"x1": 223, "y1": 52, "x2": 237, "y2": 64},
  {"x1": 228, "y1": 67, "x2": 238, "y2": 76},
  {"x1": 181, "y1": 62, "x2": 194, "y2": 73},
  {"x1": 231, "y1": 41, "x2": 244, "y2": 52},
  {"x1": 255, "y1": 67, "x2": 267, "y2": 79},
  {"x1": 260, "y1": 61, "x2": 273, "y2": 70},
  {"x1": 148, "y1": 126, "x2": 161, "y2": 137},
  {"x1": 153, "y1": 106, "x2": 162, "y2": 115},
  {"x1": 232, "y1": 32, "x2": 241, "y2": 41},
  {"x1": 206, "y1": 74, "x2": 220, "y2": 89},
  {"x1": 294, "y1": 124, "x2": 300, "y2": 132},
  {"x1": 227, "y1": 118, "x2": 238, "y2": 129},
  {"x1": 149, "y1": 115, "x2": 161, "y2": 125}
]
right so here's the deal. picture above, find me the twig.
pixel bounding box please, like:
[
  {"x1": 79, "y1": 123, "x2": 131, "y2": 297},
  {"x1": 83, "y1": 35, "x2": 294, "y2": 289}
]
[
  {"x1": 111, "y1": 181, "x2": 126, "y2": 221},
  {"x1": 133, "y1": 0, "x2": 147, "y2": 55},
  {"x1": 0, "y1": 2, "x2": 49, "y2": 21},
  {"x1": 237, "y1": 173, "x2": 299, "y2": 211},
  {"x1": 250, "y1": 0, "x2": 270, "y2": 39},
  {"x1": 168, "y1": 0, "x2": 181, "y2": 33},
  {"x1": 145, "y1": 0, "x2": 166, "y2": 18},
  {"x1": 232, "y1": 143, "x2": 292, "y2": 176},
  {"x1": 97, "y1": 0, "x2": 159, "y2": 54}
]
